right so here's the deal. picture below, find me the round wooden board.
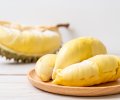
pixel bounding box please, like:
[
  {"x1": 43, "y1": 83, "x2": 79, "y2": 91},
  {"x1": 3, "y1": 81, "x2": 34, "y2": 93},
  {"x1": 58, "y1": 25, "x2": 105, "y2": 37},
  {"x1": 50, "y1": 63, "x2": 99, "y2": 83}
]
[{"x1": 27, "y1": 68, "x2": 120, "y2": 97}]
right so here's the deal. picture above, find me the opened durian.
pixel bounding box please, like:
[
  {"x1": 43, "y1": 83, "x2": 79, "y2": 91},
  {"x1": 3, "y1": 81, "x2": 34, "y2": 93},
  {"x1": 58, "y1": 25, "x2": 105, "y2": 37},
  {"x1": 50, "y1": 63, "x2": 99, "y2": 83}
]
[
  {"x1": 53, "y1": 55, "x2": 120, "y2": 86},
  {"x1": 0, "y1": 21, "x2": 69, "y2": 63},
  {"x1": 52, "y1": 37, "x2": 107, "y2": 79},
  {"x1": 35, "y1": 54, "x2": 56, "y2": 81}
]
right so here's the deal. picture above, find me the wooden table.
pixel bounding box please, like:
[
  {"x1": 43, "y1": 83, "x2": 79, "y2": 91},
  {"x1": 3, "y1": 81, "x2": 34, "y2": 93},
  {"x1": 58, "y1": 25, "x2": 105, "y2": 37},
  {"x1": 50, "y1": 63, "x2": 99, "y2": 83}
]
[{"x1": 0, "y1": 57, "x2": 120, "y2": 100}]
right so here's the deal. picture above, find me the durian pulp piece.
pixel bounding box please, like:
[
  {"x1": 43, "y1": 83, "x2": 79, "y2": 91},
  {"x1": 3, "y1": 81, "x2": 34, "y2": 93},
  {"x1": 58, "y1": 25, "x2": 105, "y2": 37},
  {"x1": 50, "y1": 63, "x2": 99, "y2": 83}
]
[
  {"x1": 52, "y1": 37, "x2": 107, "y2": 79},
  {"x1": 35, "y1": 54, "x2": 56, "y2": 81},
  {"x1": 53, "y1": 55, "x2": 120, "y2": 86},
  {"x1": 0, "y1": 21, "x2": 69, "y2": 62}
]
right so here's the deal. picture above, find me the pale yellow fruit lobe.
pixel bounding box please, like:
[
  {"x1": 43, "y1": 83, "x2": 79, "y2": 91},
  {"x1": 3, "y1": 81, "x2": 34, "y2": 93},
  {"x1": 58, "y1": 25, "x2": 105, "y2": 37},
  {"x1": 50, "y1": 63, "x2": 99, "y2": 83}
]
[
  {"x1": 53, "y1": 55, "x2": 120, "y2": 86},
  {"x1": 35, "y1": 54, "x2": 56, "y2": 81},
  {"x1": 52, "y1": 37, "x2": 107, "y2": 79}
]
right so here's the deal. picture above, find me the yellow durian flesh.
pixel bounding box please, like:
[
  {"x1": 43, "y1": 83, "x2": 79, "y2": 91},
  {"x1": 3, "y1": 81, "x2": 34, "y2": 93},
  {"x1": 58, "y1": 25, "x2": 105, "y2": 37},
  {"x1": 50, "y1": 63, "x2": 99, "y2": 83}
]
[
  {"x1": 0, "y1": 25, "x2": 61, "y2": 56},
  {"x1": 0, "y1": 21, "x2": 69, "y2": 62},
  {"x1": 52, "y1": 37, "x2": 107, "y2": 79},
  {"x1": 35, "y1": 54, "x2": 56, "y2": 81},
  {"x1": 53, "y1": 55, "x2": 120, "y2": 86}
]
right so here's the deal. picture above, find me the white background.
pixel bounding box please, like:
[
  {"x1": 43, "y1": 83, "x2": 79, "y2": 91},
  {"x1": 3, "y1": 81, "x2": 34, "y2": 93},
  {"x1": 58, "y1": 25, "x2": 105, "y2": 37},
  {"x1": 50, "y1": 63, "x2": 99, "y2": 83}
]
[{"x1": 0, "y1": 0, "x2": 120, "y2": 54}]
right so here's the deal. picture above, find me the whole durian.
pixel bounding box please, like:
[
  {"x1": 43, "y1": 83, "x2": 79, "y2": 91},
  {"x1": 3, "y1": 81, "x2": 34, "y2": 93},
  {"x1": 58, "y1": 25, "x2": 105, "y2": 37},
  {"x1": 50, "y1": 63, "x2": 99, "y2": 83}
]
[
  {"x1": 52, "y1": 37, "x2": 107, "y2": 79},
  {"x1": 0, "y1": 21, "x2": 69, "y2": 63}
]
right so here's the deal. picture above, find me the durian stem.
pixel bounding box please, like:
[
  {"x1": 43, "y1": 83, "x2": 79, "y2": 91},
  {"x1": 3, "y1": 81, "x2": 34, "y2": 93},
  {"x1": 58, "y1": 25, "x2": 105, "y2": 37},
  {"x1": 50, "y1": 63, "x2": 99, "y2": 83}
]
[
  {"x1": 56, "y1": 23, "x2": 69, "y2": 28},
  {"x1": 40, "y1": 23, "x2": 70, "y2": 32}
]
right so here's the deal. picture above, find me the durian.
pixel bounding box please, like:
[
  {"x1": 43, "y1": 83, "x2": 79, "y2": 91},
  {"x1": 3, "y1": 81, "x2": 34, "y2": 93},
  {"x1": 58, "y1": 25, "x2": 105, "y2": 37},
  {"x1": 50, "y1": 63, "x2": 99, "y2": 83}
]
[
  {"x1": 0, "y1": 21, "x2": 69, "y2": 63},
  {"x1": 35, "y1": 54, "x2": 56, "y2": 81},
  {"x1": 52, "y1": 37, "x2": 107, "y2": 79},
  {"x1": 53, "y1": 55, "x2": 120, "y2": 86}
]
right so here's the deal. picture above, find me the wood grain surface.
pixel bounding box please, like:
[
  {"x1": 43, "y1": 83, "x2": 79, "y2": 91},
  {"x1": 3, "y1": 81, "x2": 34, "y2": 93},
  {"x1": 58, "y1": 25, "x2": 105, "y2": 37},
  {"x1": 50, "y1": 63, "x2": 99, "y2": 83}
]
[{"x1": 28, "y1": 69, "x2": 120, "y2": 97}]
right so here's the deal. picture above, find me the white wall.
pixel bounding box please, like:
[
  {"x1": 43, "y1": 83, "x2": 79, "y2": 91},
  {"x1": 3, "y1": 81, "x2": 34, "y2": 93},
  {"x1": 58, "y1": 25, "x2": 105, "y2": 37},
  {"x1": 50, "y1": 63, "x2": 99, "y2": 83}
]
[{"x1": 0, "y1": 0, "x2": 120, "y2": 54}]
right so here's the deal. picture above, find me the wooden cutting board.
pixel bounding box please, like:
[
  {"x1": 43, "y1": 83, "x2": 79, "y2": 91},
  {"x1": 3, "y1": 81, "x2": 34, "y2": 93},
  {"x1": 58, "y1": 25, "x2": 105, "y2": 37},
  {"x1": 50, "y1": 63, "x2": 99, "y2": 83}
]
[{"x1": 27, "y1": 68, "x2": 120, "y2": 96}]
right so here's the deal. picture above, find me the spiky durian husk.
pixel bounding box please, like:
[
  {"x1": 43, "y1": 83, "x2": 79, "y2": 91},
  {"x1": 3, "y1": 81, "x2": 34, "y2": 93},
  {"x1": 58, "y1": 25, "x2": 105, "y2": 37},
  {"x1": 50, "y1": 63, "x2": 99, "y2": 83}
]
[
  {"x1": 0, "y1": 46, "x2": 39, "y2": 63},
  {"x1": 0, "y1": 46, "x2": 60, "y2": 63}
]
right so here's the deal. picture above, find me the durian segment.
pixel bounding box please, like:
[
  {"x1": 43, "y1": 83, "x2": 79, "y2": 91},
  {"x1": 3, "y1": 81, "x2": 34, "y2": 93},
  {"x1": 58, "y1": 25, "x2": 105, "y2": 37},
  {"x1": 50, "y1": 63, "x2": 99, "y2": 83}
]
[
  {"x1": 52, "y1": 37, "x2": 107, "y2": 79},
  {"x1": 35, "y1": 54, "x2": 56, "y2": 81},
  {"x1": 0, "y1": 25, "x2": 61, "y2": 55},
  {"x1": 0, "y1": 21, "x2": 64, "y2": 62},
  {"x1": 53, "y1": 55, "x2": 120, "y2": 86}
]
